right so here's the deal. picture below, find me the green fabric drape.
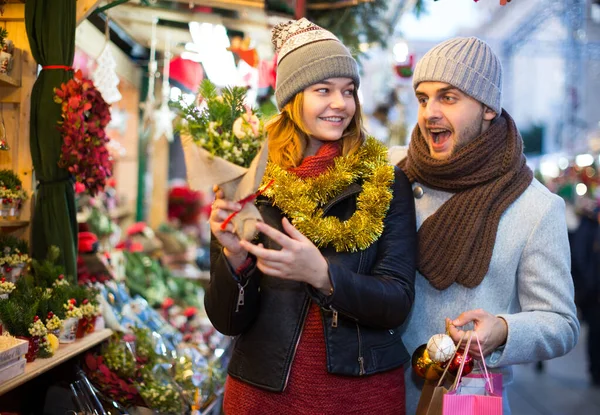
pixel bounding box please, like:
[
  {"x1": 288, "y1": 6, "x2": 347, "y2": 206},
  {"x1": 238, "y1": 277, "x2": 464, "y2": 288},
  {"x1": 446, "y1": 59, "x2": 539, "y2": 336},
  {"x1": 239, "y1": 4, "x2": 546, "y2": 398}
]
[{"x1": 25, "y1": 0, "x2": 78, "y2": 280}]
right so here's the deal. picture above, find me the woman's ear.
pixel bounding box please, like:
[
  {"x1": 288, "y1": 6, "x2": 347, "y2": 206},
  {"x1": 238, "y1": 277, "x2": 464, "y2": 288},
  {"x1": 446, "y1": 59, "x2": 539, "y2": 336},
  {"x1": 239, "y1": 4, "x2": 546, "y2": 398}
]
[{"x1": 483, "y1": 106, "x2": 497, "y2": 121}]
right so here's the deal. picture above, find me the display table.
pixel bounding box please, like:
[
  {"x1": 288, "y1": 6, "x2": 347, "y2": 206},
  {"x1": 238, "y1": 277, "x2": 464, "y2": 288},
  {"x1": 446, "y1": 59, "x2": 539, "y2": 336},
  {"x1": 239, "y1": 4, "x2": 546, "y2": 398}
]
[{"x1": 0, "y1": 329, "x2": 112, "y2": 396}]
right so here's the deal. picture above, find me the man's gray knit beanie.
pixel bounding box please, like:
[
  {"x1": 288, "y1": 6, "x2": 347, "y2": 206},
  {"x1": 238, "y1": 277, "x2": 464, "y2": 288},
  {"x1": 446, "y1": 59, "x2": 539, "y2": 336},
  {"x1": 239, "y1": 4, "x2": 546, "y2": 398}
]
[
  {"x1": 272, "y1": 18, "x2": 360, "y2": 109},
  {"x1": 413, "y1": 37, "x2": 503, "y2": 114}
]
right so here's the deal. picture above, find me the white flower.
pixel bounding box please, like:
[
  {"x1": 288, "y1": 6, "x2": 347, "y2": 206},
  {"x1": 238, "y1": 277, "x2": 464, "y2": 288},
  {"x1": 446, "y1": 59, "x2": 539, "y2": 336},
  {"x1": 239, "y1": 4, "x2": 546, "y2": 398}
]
[
  {"x1": 232, "y1": 113, "x2": 260, "y2": 139},
  {"x1": 222, "y1": 140, "x2": 231, "y2": 148}
]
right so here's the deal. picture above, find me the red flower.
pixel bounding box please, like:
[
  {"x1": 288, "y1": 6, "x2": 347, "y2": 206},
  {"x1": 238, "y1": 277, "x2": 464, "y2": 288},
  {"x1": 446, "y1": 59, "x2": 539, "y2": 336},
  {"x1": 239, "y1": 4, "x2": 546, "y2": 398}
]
[
  {"x1": 55, "y1": 70, "x2": 113, "y2": 196},
  {"x1": 183, "y1": 306, "x2": 197, "y2": 318}
]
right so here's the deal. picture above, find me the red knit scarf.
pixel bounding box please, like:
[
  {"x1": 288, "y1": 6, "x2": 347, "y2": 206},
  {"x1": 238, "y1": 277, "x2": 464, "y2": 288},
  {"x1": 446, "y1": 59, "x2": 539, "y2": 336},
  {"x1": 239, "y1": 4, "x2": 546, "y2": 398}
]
[{"x1": 288, "y1": 141, "x2": 341, "y2": 179}]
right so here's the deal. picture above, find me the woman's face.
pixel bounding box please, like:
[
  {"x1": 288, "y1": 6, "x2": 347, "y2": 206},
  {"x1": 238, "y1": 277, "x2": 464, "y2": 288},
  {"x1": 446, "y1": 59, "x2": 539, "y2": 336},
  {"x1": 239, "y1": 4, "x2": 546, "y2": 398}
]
[{"x1": 301, "y1": 77, "x2": 356, "y2": 145}]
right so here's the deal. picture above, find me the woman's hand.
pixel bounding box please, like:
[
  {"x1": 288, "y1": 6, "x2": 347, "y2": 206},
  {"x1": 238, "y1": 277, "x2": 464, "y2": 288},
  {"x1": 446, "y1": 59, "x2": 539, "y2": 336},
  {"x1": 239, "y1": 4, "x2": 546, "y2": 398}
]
[
  {"x1": 239, "y1": 218, "x2": 331, "y2": 294},
  {"x1": 209, "y1": 185, "x2": 248, "y2": 268}
]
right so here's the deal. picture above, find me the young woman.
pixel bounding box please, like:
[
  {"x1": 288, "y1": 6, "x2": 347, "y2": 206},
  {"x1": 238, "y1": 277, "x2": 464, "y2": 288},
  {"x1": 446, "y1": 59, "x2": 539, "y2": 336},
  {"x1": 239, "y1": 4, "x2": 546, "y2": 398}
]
[{"x1": 206, "y1": 18, "x2": 416, "y2": 414}]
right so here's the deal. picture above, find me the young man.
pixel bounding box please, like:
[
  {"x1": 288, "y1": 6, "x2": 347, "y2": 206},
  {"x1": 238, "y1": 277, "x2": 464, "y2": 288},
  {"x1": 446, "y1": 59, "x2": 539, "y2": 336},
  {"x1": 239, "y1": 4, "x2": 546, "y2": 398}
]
[{"x1": 393, "y1": 37, "x2": 580, "y2": 414}]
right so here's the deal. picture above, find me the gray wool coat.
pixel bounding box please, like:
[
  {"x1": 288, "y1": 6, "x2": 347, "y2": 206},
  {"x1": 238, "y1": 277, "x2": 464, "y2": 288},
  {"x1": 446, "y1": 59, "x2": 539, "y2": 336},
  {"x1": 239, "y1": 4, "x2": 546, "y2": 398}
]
[{"x1": 390, "y1": 148, "x2": 580, "y2": 415}]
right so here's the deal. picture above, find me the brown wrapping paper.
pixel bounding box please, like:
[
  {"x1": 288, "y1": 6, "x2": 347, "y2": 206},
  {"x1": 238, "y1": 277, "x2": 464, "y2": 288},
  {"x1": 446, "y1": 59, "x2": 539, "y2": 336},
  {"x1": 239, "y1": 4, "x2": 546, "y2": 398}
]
[{"x1": 181, "y1": 133, "x2": 268, "y2": 241}]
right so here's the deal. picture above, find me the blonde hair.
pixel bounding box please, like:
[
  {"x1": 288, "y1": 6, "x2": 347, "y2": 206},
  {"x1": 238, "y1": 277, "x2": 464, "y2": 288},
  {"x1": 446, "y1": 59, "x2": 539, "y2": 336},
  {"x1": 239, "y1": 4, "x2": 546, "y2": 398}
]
[{"x1": 265, "y1": 91, "x2": 366, "y2": 170}]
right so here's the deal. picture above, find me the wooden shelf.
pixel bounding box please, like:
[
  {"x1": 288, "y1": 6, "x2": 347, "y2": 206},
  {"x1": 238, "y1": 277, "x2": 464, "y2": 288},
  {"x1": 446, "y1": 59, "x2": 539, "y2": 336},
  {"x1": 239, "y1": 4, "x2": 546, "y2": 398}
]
[
  {"x1": 0, "y1": 72, "x2": 20, "y2": 88},
  {"x1": 0, "y1": 329, "x2": 112, "y2": 396},
  {"x1": 0, "y1": 220, "x2": 29, "y2": 232}
]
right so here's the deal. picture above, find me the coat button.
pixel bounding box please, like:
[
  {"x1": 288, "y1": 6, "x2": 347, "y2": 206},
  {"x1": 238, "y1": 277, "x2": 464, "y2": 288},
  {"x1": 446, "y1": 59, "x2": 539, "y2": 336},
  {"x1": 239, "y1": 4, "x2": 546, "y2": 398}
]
[{"x1": 413, "y1": 186, "x2": 424, "y2": 199}]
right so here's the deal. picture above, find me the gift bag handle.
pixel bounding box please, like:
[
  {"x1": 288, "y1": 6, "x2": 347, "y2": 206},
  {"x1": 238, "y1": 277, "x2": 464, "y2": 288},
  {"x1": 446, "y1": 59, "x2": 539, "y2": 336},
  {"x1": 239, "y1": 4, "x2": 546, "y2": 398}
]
[
  {"x1": 449, "y1": 331, "x2": 495, "y2": 395},
  {"x1": 435, "y1": 332, "x2": 467, "y2": 388}
]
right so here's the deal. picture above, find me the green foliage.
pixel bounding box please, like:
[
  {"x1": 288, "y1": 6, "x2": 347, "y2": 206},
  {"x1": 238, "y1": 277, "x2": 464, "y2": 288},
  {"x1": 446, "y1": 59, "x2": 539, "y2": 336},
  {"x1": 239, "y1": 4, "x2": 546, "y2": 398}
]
[
  {"x1": 174, "y1": 79, "x2": 264, "y2": 168},
  {"x1": 308, "y1": 0, "x2": 390, "y2": 59},
  {"x1": 0, "y1": 275, "x2": 40, "y2": 336},
  {"x1": 38, "y1": 283, "x2": 71, "y2": 320},
  {"x1": 131, "y1": 326, "x2": 160, "y2": 363},
  {"x1": 69, "y1": 283, "x2": 99, "y2": 308},
  {"x1": 0, "y1": 169, "x2": 22, "y2": 190},
  {"x1": 104, "y1": 334, "x2": 137, "y2": 379},
  {"x1": 30, "y1": 245, "x2": 65, "y2": 289},
  {"x1": 0, "y1": 234, "x2": 29, "y2": 254},
  {"x1": 0, "y1": 28, "x2": 8, "y2": 48}
]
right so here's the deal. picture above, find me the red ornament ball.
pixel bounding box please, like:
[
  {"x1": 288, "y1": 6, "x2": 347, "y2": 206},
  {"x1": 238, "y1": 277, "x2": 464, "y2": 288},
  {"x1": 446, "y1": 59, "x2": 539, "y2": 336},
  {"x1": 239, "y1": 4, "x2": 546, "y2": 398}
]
[{"x1": 445, "y1": 349, "x2": 474, "y2": 376}]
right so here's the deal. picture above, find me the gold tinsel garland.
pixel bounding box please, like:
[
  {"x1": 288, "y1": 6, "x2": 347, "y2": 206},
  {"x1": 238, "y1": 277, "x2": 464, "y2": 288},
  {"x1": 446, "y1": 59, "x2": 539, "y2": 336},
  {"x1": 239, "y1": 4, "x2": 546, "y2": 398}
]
[{"x1": 261, "y1": 137, "x2": 394, "y2": 252}]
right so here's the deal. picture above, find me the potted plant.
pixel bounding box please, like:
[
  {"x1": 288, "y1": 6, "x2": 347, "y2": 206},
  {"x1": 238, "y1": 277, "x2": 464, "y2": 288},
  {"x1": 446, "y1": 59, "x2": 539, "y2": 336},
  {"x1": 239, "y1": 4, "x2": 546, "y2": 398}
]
[
  {"x1": 0, "y1": 276, "x2": 41, "y2": 361},
  {"x1": 0, "y1": 276, "x2": 15, "y2": 299},
  {"x1": 0, "y1": 234, "x2": 30, "y2": 282},
  {"x1": 0, "y1": 169, "x2": 28, "y2": 219}
]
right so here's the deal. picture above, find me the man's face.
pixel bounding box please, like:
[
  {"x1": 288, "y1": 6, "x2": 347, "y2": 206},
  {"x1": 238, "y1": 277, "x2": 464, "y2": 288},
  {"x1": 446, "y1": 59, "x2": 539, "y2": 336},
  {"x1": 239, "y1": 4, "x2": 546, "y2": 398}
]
[{"x1": 415, "y1": 82, "x2": 496, "y2": 160}]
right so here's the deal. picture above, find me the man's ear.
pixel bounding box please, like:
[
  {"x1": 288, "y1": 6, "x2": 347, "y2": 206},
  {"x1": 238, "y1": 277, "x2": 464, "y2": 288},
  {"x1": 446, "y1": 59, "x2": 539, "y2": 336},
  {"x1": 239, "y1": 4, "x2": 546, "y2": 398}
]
[{"x1": 483, "y1": 106, "x2": 497, "y2": 121}]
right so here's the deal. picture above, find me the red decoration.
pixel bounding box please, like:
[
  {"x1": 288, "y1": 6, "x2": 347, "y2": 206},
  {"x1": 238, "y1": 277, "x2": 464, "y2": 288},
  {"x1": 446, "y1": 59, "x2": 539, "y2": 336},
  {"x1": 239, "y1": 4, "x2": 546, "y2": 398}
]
[
  {"x1": 445, "y1": 349, "x2": 474, "y2": 376},
  {"x1": 394, "y1": 55, "x2": 415, "y2": 79},
  {"x1": 55, "y1": 70, "x2": 113, "y2": 196},
  {"x1": 169, "y1": 56, "x2": 204, "y2": 93},
  {"x1": 168, "y1": 186, "x2": 205, "y2": 225}
]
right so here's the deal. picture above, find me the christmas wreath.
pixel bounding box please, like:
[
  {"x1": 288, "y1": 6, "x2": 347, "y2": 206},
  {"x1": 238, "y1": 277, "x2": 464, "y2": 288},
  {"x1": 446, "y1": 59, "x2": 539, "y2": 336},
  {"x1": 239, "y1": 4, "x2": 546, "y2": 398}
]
[{"x1": 54, "y1": 70, "x2": 113, "y2": 196}]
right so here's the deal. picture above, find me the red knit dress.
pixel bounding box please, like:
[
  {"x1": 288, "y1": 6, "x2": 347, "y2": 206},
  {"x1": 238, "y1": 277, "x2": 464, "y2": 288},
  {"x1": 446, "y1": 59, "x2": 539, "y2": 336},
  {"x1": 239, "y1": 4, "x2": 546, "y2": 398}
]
[{"x1": 223, "y1": 143, "x2": 406, "y2": 415}]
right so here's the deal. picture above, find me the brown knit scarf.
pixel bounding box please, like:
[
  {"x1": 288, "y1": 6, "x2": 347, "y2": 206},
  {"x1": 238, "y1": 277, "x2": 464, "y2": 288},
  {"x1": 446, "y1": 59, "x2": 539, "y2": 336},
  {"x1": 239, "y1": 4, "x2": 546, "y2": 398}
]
[{"x1": 398, "y1": 110, "x2": 533, "y2": 290}]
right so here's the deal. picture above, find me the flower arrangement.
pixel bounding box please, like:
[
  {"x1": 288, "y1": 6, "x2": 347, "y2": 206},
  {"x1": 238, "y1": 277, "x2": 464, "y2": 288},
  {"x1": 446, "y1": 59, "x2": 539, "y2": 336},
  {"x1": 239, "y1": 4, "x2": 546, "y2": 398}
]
[
  {"x1": 64, "y1": 299, "x2": 83, "y2": 319},
  {"x1": 167, "y1": 186, "x2": 205, "y2": 225},
  {"x1": 0, "y1": 169, "x2": 28, "y2": 206},
  {"x1": 176, "y1": 79, "x2": 269, "y2": 241},
  {"x1": 177, "y1": 79, "x2": 264, "y2": 168},
  {"x1": 45, "y1": 312, "x2": 63, "y2": 332},
  {"x1": 53, "y1": 274, "x2": 70, "y2": 288},
  {"x1": 84, "y1": 352, "x2": 143, "y2": 408},
  {"x1": 0, "y1": 277, "x2": 15, "y2": 295},
  {"x1": 136, "y1": 366, "x2": 183, "y2": 415},
  {"x1": 28, "y1": 315, "x2": 47, "y2": 337},
  {"x1": 0, "y1": 235, "x2": 30, "y2": 277},
  {"x1": 38, "y1": 333, "x2": 55, "y2": 358},
  {"x1": 54, "y1": 69, "x2": 113, "y2": 196},
  {"x1": 80, "y1": 298, "x2": 100, "y2": 318}
]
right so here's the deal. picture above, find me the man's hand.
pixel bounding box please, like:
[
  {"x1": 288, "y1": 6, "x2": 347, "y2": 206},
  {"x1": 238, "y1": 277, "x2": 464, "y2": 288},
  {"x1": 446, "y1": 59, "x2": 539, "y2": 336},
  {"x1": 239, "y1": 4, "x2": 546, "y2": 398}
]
[{"x1": 446, "y1": 309, "x2": 508, "y2": 359}]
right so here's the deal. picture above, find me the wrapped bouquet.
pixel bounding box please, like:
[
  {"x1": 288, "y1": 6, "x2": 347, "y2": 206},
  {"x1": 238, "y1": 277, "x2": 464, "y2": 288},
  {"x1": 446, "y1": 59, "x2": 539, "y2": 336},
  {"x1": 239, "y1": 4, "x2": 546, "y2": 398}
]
[{"x1": 177, "y1": 80, "x2": 268, "y2": 241}]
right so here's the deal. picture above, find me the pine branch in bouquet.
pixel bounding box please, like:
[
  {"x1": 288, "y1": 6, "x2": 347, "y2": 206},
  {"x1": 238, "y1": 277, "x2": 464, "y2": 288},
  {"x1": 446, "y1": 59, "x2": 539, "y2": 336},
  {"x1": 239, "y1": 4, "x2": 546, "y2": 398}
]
[
  {"x1": 175, "y1": 79, "x2": 265, "y2": 168},
  {"x1": 31, "y1": 246, "x2": 66, "y2": 289}
]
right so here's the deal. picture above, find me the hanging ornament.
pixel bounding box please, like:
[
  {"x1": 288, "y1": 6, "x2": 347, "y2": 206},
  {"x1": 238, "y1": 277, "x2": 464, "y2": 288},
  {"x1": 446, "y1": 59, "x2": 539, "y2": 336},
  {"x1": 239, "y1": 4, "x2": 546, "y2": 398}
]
[
  {"x1": 141, "y1": 18, "x2": 158, "y2": 135},
  {"x1": 445, "y1": 349, "x2": 474, "y2": 377},
  {"x1": 227, "y1": 36, "x2": 259, "y2": 68},
  {"x1": 426, "y1": 333, "x2": 455, "y2": 363},
  {"x1": 153, "y1": 35, "x2": 175, "y2": 142},
  {"x1": 411, "y1": 344, "x2": 444, "y2": 380},
  {"x1": 93, "y1": 44, "x2": 122, "y2": 104},
  {"x1": 92, "y1": 15, "x2": 122, "y2": 104}
]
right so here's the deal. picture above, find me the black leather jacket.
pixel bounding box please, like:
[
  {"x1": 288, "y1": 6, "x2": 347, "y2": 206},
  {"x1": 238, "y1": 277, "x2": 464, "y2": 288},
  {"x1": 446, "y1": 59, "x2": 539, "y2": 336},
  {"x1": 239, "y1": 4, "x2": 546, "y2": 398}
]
[{"x1": 205, "y1": 167, "x2": 416, "y2": 392}]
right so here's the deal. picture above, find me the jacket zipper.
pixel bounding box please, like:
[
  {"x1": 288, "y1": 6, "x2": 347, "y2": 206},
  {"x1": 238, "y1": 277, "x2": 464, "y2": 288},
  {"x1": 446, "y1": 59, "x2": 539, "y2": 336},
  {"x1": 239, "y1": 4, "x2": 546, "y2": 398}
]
[
  {"x1": 356, "y1": 323, "x2": 365, "y2": 375},
  {"x1": 235, "y1": 279, "x2": 250, "y2": 313},
  {"x1": 283, "y1": 298, "x2": 310, "y2": 390}
]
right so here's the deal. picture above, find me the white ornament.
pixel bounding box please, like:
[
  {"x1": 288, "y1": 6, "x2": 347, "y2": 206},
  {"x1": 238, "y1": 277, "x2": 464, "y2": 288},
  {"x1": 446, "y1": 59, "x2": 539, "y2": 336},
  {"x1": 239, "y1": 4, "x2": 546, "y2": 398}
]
[
  {"x1": 152, "y1": 101, "x2": 175, "y2": 142},
  {"x1": 426, "y1": 333, "x2": 455, "y2": 363},
  {"x1": 92, "y1": 44, "x2": 122, "y2": 104}
]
